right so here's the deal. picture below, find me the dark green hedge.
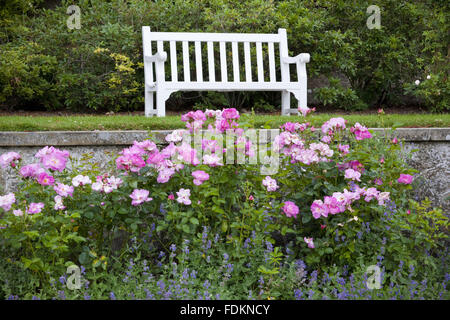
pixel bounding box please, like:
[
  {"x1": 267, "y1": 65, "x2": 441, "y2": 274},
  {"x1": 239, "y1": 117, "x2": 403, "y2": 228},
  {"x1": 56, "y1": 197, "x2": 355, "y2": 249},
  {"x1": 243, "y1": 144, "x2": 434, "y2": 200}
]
[{"x1": 0, "y1": 0, "x2": 448, "y2": 112}]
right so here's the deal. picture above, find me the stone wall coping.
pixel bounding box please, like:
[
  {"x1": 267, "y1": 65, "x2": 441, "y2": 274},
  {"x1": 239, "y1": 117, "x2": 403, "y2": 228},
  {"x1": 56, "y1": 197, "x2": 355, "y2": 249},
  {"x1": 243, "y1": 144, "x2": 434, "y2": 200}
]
[{"x1": 0, "y1": 127, "x2": 449, "y2": 147}]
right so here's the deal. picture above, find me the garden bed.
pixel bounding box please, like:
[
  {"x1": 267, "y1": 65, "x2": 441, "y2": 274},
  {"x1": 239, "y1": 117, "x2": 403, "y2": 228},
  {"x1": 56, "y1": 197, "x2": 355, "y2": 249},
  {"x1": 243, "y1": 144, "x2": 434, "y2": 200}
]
[{"x1": 0, "y1": 109, "x2": 448, "y2": 300}]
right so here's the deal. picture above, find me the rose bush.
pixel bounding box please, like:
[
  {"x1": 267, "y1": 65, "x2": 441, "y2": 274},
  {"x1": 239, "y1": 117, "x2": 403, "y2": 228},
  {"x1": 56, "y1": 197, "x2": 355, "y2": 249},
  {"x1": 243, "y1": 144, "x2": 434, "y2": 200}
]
[{"x1": 0, "y1": 107, "x2": 448, "y2": 299}]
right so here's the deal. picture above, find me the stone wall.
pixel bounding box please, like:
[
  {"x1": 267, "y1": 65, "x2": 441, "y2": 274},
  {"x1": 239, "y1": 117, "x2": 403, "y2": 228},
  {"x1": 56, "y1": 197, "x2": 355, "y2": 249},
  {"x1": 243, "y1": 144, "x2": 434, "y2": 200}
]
[{"x1": 1, "y1": 128, "x2": 449, "y2": 212}]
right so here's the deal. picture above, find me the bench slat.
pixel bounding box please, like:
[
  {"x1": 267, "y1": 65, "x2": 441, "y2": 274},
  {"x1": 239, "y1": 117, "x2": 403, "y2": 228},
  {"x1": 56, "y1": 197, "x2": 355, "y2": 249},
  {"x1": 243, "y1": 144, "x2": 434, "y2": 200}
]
[
  {"x1": 182, "y1": 41, "x2": 190, "y2": 82},
  {"x1": 232, "y1": 42, "x2": 239, "y2": 82},
  {"x1": 219, "y1": 42, "x2": 227, "y2": 82},
  {"x1": 268, "y1": 42, "x2": 276, "y2": 82},
  {"x1": 148, "y1": 32, "x2": 281, "y2": 43},
  {"x1": 256, "y1": 42, "x2": 264, "y2": 82},
  {"x1": 170, "y1": 41, "x2": 177, "y2": 82},
  {"x1": 162, "y1": 82, "x2": 302, "y2": 91},
  {"x1": 207, "y1": 41, "x2": 215, "y2": 82},
  {"x1": 195, "y1": 41, "x2": 203, "y2": 82},
  {"x1": 244, "y1": 42, "x2": 252, "y2": 82}
]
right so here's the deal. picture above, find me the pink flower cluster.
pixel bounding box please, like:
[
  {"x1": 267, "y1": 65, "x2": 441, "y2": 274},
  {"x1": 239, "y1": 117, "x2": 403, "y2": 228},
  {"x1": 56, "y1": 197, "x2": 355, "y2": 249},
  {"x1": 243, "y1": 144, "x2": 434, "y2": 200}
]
[
  {"x1": 275, "y1": 131, "x2": 334, "y2": 165},
  {"x1": 35, "y1": 146, "x2": 70, "y2": 172},
  {"x1": 0, "y1": 193, "x2": 15, "y2": 212},
  {"x1": 280, "y1": 122, "x2": 309, "y2": 133},
  {"x1": 350, "y1": 123, "x2": 372, "y2": 141},
  {"x1": 310, "y1": 186, "x2": 390, "y2": 219},
  {"x1": 0, "y1": 152, "x2": 21, "y2": 168},
  {"x1": 92, "y1": 175, "x2": 122, "y2": 193},
  {"x1": 262, "y1": 176, "x2": 279, "y2": 192},
  {"x1": 192, "y1": 170, "x2": 210, "y2": 186},
  {"x1": 397, "y1": 174, "x2": 413, "y2": 184},
  {"x1": 54, "y1": 182, "x2": 74, "y2": 197},
  {"x1": 321, "y1": 117, "x2": 347, "y2": 135},
  {"x1": 281, "y1": 201, "x2": 299, "y2": 218},
  {"x1": 130, "y1": 189, "x2": 152, "y2": 206},
  {"x1": 176, "y1": 188, "x2": 191, "y2": 205}
]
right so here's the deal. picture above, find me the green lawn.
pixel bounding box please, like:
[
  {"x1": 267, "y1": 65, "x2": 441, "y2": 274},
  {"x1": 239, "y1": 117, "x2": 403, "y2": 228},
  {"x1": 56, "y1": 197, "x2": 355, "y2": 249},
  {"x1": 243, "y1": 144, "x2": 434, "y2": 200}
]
[{"x1": 0, "y1": 113, "x2": 448, "y2": 131}]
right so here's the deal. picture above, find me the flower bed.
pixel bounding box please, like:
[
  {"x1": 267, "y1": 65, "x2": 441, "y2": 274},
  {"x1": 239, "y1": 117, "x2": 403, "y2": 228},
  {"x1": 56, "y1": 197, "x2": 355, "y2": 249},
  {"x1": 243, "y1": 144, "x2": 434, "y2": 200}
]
[{"x1": 0, "y1": 108, "x2": 448, "y2": 300}]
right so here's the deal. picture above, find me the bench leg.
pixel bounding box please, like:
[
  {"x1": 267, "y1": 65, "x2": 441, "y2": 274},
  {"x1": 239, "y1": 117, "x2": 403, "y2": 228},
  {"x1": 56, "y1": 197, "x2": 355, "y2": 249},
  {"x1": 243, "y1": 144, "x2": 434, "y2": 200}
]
[
  {"x1": 156, "y1": 90, "x2": 166, "y2": 117},
  {"x1": 145, "y1": 90, "x2": 154, "y2": 117},
  {"x1": 281, "y1": 91, "x2": 290, "y2": 116}
]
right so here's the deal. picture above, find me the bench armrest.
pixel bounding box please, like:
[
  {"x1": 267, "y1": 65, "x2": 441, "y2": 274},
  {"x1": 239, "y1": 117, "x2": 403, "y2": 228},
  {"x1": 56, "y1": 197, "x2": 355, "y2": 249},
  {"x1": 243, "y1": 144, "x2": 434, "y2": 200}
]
[
  {"x1": 282, "y1": 53, "x2": 310, "y2": 64},
  {"x1": 144, "y1": 51, "x2": 168, "y2": 63}
]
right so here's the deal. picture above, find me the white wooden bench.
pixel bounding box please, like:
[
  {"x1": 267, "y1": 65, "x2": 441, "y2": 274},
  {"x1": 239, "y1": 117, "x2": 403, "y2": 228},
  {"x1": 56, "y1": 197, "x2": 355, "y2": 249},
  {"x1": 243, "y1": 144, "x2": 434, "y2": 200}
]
[{"x1": 142, "y1": 27, "x2": 310, "y2": 117}]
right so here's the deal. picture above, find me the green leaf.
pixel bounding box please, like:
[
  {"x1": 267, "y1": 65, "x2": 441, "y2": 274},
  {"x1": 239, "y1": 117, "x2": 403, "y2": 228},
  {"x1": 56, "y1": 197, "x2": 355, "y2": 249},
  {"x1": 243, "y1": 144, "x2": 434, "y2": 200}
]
[{"x1": 190, "y1": 217, "x2": 199, "y2": 225}]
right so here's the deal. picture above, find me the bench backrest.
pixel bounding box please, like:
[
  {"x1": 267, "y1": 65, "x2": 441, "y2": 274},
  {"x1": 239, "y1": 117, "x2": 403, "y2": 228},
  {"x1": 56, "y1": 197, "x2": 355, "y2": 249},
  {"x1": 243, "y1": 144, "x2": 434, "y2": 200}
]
[{"x1": 142, "y1": 27, "x2": 294, "y2": 86}]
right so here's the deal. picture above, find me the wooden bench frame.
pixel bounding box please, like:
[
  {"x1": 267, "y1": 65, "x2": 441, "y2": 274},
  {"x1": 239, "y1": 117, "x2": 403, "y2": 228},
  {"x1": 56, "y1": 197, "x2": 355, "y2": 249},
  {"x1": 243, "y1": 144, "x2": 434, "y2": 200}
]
[{"x1": 142, "y1": 27, "x2": 310, "y2": 117}]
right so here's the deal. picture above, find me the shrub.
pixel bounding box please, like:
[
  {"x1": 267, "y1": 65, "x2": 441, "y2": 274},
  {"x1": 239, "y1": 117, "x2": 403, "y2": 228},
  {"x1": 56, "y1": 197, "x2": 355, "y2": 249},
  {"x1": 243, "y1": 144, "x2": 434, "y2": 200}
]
[
  {"x1": 0, "y1": 107, "x2": 448, "y2": 299},
  {"x1": 0, "y1": 0, "x2": 448, "y2": 112}
]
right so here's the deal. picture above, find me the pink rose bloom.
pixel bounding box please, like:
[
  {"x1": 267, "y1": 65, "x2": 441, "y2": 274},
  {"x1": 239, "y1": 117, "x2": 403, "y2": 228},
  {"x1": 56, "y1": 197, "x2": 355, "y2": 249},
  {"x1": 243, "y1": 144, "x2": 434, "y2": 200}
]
[
  {"x1": 0, "y1": 152, "x2": 21, "y2": 168},
  {"x1": 311, "y1": 200, "x2": 329, "y2": 219},
  {"x1": 157, "y1": 168, "x2": 175, "y2": 183},
  {"x1": 248, "y1": 195, "x2": 254, "y2": 201},
  {"x1": 344, "y1": 168, "x2": 361, "y2": 182},
  {"x1": 392, "y1": 138, "x2": 398, "y2": 144},
  {"x1": 168, "y1": 194, "x2": 175, "y2": 200},
  {"x1": 0, "y1": 193, "x2": 15, "y2": 212},
  {"x1": 350, "y1": 123, "x2": 372, "y2": 141},
  {"x1": 13, "y1": 209, "x2": 24, "y2": 217},
  {"x1": 27, "y1": 202, "x2": 44, "y2": 214},
  {"x1": 72, "y1": 175, "x2": 91, "y2": 187},
  {"x1": 19, "y1": 163, "x2": 44, "y2": 178},
  {"x1": 176, "y1": 188, "x2": 191, "y2": 205},
  {"x1": 397, "y1": 174, "x2": 413, "y2": 184},
  {"x1": 165, "y1": 129, "x2": 186, "y2": 143},
  {"x1": 133, "y1": 140, "x2": 157, "y2": 154},
  {"x1": 282, "y1": 201, "x2": 299, "y2": 218},
  {"x1": 192, "y1": 170, "x2": 210, "y2": 186},
  {"x1": 221, "y1": 108, "x2": 239, "y2": 120},
  {"x1": 205, "y1": 109, "x2": 217, "y2": 118},
  {"x1": 347, "y1": 160, "x2": 364, "y2": 173},
  {"x1": 35, "y1": 146, "x2": 69, "y2": 159},
  {"x1": 324, "y1": 196, "x2": 344, "y2": 214},
  {"x1": 54, "y1": 183, "x2": 74, "y2": 198},
  {"x1": 338, "y1": 144, "x2": 350, "y2": 155},
  {"x1": 304, "y1": 237, "x2": 315, "y2": 249},
  {"x1": 37, "y1": 172, "x2": 55, "y2": 186},
  {"x1": 130, "y1": 189, "x2": 152, "y2": 206},
  {"x1": 298, "y1": 105, "x2": 314, "y2": 117},
  {"x1": 321, "y1": 135, "x2": 332, "y2": 144},
  {"x1": 177, "y1": 143, "x2": 200, "y2": 166},
  {"x1": 192, "y1": 110, "x2": 207, "y2": 121},
  {"x1": 281, "y1": 122, "x2": 297, "y2": 133},
  {"x1": 262, "y1": 176, "x2": 279, "y2": 192},
  {"x1": 321, "y1": 117, "x2": 346, "y2": 135},
  {"x1": 91, "y1": 179, "x2": 104, "y2": 192},
  {"x1": 54, "y1": 195, "x2": 66, "y2": 211},
  {"x1": 377, "y1": 192, "x2": 390, "y2": 206},
  {"x1": 364, "y1": 187, "x2": 380, "y2": 202},
  {"x1": 42, "y1": 153, "x2": 67, "y2": 172},
  {"x1": 203, "y1": 154, "x2": 222, "y2": 167},
  {"x1": 106, "y1": 176, "x2": 122, "y2": 191},
  {"x1": 147, "y1": 152, "x2": 165, "y2": 166}
]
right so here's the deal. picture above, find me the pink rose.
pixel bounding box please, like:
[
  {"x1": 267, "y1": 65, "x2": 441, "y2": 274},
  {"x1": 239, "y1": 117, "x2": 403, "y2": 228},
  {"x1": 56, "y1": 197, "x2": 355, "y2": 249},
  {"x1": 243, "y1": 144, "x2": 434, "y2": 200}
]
[
  {"x1": 282, "y1": 201, "x2": 299, "y2": 218},
  {"x1": 397, "y1": 174, "x2": 413, "y2": 184}
]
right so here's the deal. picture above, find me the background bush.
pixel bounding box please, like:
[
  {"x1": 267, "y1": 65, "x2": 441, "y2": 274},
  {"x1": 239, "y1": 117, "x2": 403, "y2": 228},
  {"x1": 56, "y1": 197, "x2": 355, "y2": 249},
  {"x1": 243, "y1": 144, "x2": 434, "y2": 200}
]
[{"x1": 0, "y1": 0, "x2": 448, "y2": 112}]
